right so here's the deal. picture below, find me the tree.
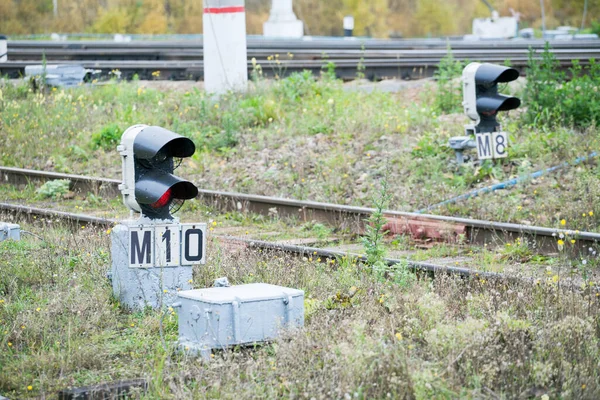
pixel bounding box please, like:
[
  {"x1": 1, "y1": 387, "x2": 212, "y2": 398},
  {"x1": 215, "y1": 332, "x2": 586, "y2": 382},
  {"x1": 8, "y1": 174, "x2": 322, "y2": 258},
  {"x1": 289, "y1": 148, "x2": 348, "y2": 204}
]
[
  {"x1": 342, "y1": 0, "x2": 390, "y2": 37},
  {"x1": 412, "y1": 0, "x2": 458, "y2": 36}
]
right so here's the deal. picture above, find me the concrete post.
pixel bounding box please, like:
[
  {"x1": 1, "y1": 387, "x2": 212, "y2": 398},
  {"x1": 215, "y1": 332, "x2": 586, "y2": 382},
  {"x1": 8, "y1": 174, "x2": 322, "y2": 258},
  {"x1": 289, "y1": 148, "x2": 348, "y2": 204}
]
[
  {"x1": 203, "y1": 0, "x2": 248, "y2": 94},
  {"x1": 343, "y1": 16, "x2": 354, "y2": 37},
  {"x1": 263, "y1": 0, "x2": 304, "y2": 38},
  {"x1": 0, "y1": 35, "x2": 7, "y2": 63}
]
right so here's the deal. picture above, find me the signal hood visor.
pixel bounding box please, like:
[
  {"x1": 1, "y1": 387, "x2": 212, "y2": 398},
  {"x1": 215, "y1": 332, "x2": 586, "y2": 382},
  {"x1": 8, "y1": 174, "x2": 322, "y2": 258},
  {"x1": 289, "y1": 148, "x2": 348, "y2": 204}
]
[
  {"x1": 133, "y1": 126, "x2": 195, "y2": 161},
  {"x1": 475, "y1": 64, "x2": 519, "y2": 84},
  {"x1": 477, "y1": 94, "x2": 521, "y2": 114},
  {"x1": 135, "y1": 170, "x2": 198, "y2": 205}
]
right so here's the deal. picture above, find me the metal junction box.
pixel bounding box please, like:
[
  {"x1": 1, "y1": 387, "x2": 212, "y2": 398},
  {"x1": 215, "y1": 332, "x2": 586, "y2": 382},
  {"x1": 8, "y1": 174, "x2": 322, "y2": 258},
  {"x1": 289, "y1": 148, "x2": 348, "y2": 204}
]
[
  {"x1": 0, "y1": 223, "x2": 20, "y2": 242},
  {"x1": 177, "y1": 283, "x2": 304, "y2": 353}
]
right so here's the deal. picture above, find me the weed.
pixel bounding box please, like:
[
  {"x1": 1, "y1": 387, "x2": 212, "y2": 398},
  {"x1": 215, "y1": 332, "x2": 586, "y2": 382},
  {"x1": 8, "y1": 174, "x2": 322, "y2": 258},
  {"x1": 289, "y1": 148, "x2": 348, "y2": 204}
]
[
  {"x1": 35, "y1": 179, "x2": 70, "y2": 199},
  {"x1": 250, "y1": 57, "x2": 264, "y2": 82},
  {"x1": 301, "y1": 221, "x2": 332, "y2": 241},
  {"x1": 91, "y1": 123, "x2": 122, "y2": 151},
  {"x1": 322, "y1": 61, "x2": 337, "y2": 81},
  {"x1": 356, "y1": 44, "x2": 366, "y2": 80},
  {"x1": 2, "y1": 225, "x2": 600, "y2": 398},
  {"x1": 362, "y1": 179, "x2": 391, "y2": 278},
  {"x1": 433, "y1": 46, "x2": 464, "y2": 114},
  {"x1": 1, "y1": 63, "x2": 599, "y2": 226}
]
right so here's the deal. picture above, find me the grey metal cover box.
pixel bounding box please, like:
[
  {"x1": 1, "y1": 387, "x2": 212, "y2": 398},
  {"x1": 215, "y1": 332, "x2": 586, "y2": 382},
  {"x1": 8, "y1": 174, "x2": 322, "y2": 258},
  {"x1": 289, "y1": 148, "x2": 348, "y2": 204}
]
[
  {"x1": 0, "y1": 223, "x2": 20, "y2": 242},
  {"x1": 177, "y1": 283, "x2": 304, "y2": 353}
]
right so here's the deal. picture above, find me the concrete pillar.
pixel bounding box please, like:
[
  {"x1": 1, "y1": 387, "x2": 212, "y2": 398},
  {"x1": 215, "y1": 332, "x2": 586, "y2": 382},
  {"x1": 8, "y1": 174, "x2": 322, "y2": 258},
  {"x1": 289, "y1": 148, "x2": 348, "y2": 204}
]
[
  {"x1": 0, "y1": 35, "x2": 7, "y2": 63},
  {"x1": 343, "y1": 16, "x2": 354, "y2": 37},
  {"x1": 203, "y1": 0, "x2": 248, "y2": 94},
  {"x1": 263, "y1": 0, "x2": 304, "y2": 38}
]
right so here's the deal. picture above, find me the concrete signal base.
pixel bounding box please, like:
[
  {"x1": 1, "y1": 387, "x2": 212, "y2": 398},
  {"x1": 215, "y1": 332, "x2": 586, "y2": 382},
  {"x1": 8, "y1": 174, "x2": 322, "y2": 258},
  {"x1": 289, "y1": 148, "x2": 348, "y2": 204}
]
[{"x1": 110, "y1": 222, "x2": 193, "y2": 311}]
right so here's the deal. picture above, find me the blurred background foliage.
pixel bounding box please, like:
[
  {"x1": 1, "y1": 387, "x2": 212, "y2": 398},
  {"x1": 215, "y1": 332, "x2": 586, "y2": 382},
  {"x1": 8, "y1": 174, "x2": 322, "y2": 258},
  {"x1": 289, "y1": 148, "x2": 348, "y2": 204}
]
[{"x1": 0, "y1": 0, "x2": 598, "y2": 38}]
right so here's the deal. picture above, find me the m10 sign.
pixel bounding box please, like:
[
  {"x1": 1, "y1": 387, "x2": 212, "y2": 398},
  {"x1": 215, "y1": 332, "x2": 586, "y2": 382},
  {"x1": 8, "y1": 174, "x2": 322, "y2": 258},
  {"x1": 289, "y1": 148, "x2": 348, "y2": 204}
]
[{"x1": 129, "y1": 223, "x2": 207, "y2": 268}]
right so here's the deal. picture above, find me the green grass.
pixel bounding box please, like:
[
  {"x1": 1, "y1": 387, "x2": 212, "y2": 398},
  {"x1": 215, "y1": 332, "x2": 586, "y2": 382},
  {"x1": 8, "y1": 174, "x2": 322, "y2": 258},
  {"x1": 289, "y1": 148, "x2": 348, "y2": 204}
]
[{"x1": 2, "y1": 74, "x2": 599, "y2": 232}]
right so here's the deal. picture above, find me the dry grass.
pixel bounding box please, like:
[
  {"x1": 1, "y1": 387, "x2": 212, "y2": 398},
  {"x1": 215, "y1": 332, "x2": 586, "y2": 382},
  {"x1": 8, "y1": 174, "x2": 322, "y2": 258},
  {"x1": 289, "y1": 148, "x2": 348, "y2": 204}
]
[{"x1": 1, "y1": 224, "x2": 599, "y2": 399}]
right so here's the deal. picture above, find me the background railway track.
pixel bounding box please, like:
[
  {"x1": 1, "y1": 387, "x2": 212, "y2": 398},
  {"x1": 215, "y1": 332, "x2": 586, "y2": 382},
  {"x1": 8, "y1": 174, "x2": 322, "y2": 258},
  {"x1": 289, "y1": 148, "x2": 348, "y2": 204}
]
[
  {"x1": 2, "y1": 38, "x2": 600, "y2": 80},
  {"x1": 2, "y1": 166, "x2": 597, "y2": 255}
]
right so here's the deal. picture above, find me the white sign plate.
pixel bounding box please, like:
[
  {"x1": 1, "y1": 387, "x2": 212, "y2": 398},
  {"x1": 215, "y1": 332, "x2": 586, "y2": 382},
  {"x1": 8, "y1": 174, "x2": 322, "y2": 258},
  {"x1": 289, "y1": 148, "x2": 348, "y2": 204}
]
[
  {"x1": 128, "y1": 222, "x2": 207, "y2": 268},
  {"x1": 181, "y1": 223, "x2": 207, "y2": 266},
  {"x1": 129, "y1": 226, "x2": 154, "y2": 268},
  {"x1": 475, "y1": 133, "x2": 493, "y2": 160},
  {"x1": 476, "y1": 132, "x2": 509, "y2": 160},
  {"x1": 155, "y1": 224, "x2": 181, "y2": 267}
]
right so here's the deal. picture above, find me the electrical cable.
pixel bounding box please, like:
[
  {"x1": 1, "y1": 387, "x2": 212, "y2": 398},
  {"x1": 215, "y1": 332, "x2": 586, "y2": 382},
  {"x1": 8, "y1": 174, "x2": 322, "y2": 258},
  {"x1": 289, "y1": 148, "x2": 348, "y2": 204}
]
[
  {"x1": 417, "y1": 152, "x2": 598, "y2": 213},
  {"x1": 581, "y1": 0, "x2": 589, "y2": 31},
  {"x1": 19, "y1": 230, "x2": 44, "y2": 241}
]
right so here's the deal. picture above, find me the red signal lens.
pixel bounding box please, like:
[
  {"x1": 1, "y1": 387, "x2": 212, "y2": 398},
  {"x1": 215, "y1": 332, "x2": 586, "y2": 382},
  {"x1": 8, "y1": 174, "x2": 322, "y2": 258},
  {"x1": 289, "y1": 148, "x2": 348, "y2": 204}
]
[{"x1": 150, "y1": 188, "x2": 172, "y2": 209}]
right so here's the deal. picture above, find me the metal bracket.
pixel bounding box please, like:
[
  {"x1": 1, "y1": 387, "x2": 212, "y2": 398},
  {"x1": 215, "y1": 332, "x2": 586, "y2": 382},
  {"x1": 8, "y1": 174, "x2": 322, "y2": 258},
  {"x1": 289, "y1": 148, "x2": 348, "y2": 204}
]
[{"x1": 448, "y1": 135, "x2": 476, "y2": 164}]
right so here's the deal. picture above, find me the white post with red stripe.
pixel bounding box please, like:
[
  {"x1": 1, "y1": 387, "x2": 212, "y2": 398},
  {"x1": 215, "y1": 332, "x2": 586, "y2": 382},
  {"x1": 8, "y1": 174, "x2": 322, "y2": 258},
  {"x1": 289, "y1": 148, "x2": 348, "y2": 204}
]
[
  {"x1": 203, "y1": 0, "x2": 248, "y2": 94},
  {"x1": 0, "y1": 35, "x2": 7, "y2": 63},
  {"x1": 263, "y1": 0, "x2": 303, "y2": 38}
]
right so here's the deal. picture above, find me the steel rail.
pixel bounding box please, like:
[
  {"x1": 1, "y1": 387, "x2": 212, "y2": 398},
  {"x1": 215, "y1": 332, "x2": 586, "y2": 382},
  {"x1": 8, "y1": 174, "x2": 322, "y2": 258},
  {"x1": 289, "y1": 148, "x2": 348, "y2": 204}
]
[
  {"x1": 0, "y1": 56, "x2": 583, "y2": 81},
  {"x1": 8, "y1": 47, "x2": 600, "y2": 61},
  {"x1": 1, "y1": 166, "x2": 597, "y2": 253},
  {"x1": 7, "y1": 200, "x2": 600, "y2": 301},
  {"x1": 8, "y1": 38, "x2": 600, "y2": 50}
]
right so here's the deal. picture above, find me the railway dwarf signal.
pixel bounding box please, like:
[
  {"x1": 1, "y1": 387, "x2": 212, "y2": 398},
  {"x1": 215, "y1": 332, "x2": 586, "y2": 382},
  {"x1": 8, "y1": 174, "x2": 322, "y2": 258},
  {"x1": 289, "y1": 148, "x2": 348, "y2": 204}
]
[
  {"x1": 112, "y1": 125, "x2": 205, "y2": 310},
  {"x1": 118, "y1": 125, "x2": 198, "y2": 220},
  {"x1": 449, "y1": 62, "x2": 521, "y2": 162},
  {"x1": 462, "y1": 62, "x2": 521, "y2": 134}
]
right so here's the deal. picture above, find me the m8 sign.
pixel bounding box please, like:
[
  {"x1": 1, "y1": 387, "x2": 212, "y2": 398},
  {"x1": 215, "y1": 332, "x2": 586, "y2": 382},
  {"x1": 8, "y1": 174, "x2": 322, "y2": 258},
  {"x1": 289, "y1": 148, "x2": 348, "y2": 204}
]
[
  {"x1": 475, "y1": 131, "x2": 508, "y2": 160},
  {"x1": 129, "y1": 223, "x2": 207, "y2": 268}
]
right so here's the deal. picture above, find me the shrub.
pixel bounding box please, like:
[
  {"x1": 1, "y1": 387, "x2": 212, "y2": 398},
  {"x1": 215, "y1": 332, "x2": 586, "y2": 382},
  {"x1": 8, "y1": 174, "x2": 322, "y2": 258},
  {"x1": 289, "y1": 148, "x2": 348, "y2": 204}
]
[{"x1": 524, "y1": 43, "x2": 600, "y2": 128}]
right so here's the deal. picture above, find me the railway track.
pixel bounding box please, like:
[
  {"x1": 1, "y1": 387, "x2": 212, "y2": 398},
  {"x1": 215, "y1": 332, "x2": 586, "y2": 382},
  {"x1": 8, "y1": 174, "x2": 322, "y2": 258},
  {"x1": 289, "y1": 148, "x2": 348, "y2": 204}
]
[
  {"x1": 2, "y1": 166, "x2": 597, "y2": 255},
  {"x1": 2, "y1": 38, "x2": 599, "y2": 80},
  {"x1": 0, "y1": 201, "x2": 496, "y2": 280}
]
